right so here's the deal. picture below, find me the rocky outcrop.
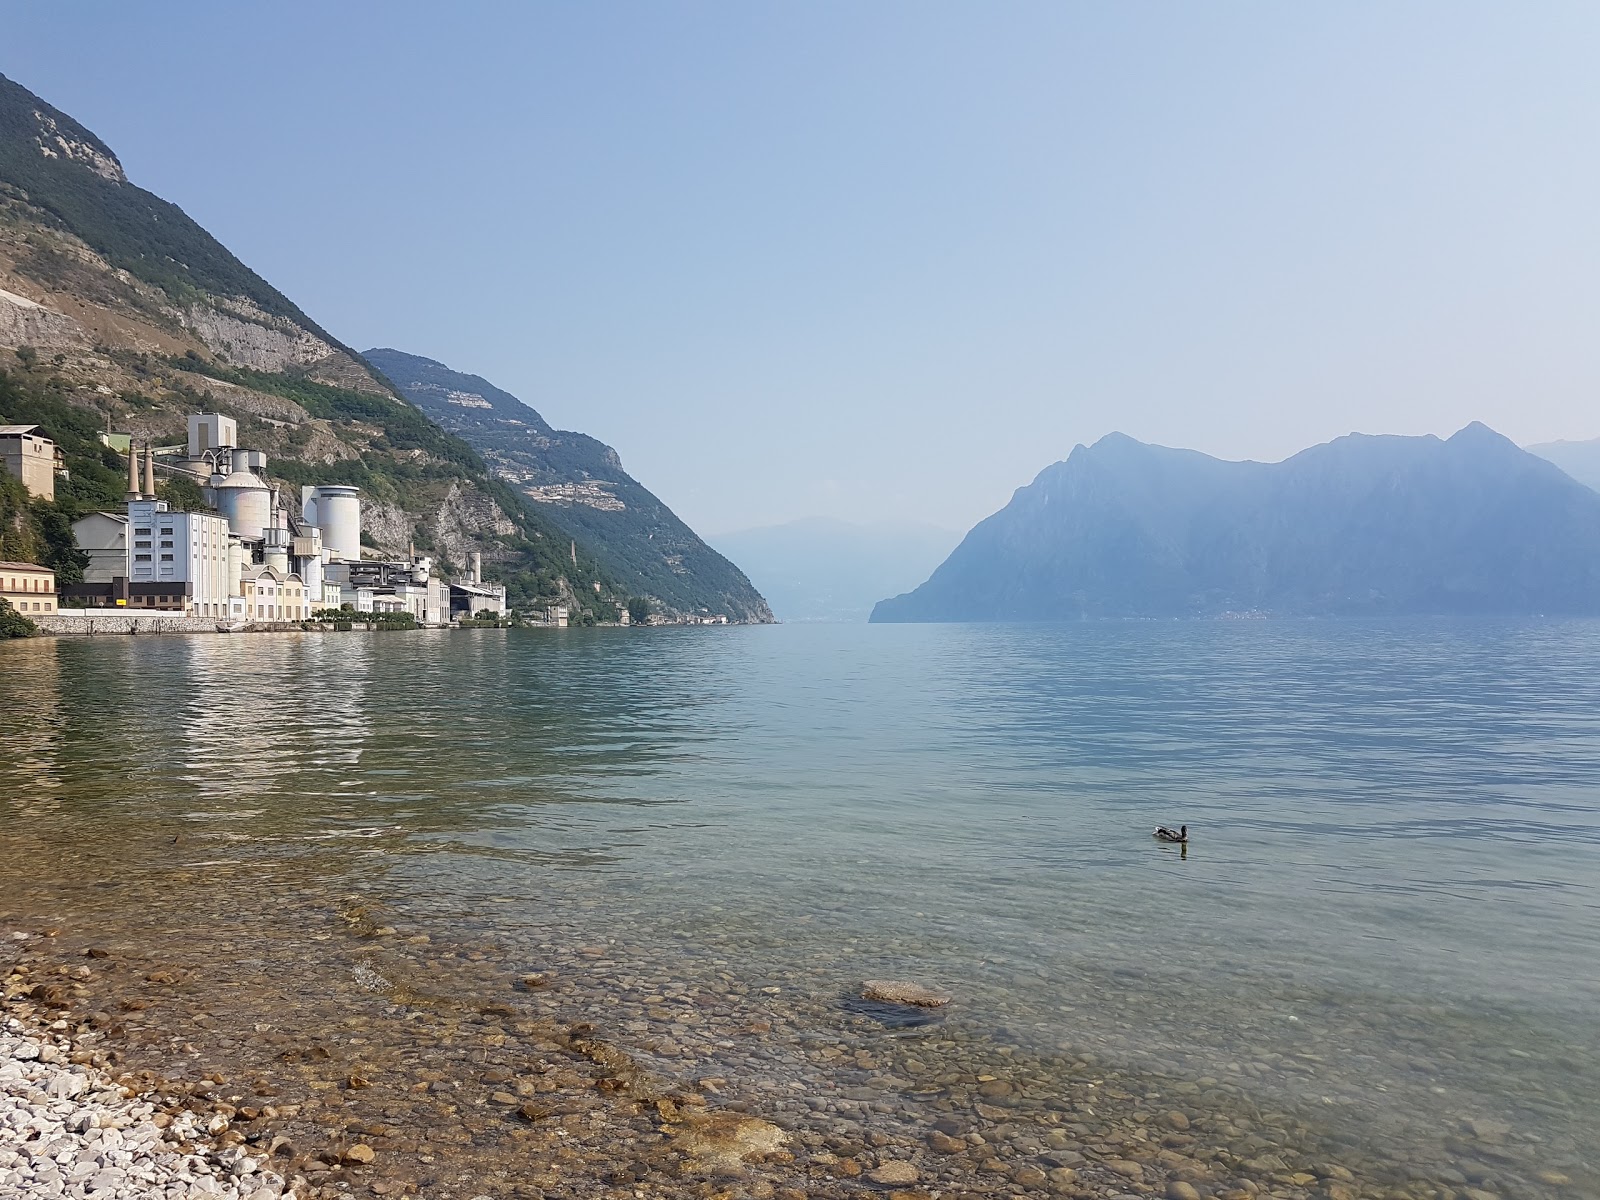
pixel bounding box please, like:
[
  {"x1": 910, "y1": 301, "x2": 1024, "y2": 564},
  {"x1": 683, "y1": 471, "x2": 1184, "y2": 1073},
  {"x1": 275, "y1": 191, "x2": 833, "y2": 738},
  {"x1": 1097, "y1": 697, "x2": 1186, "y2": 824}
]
[
  {"x1": 180, "y1": 297, "x2": 336, "y2": 374},
  {"x1": 361, "y1": 501, "x2": 413, "y2": 557},
  {"x1": 0, "y1": 286, "x2": 87, "y2": 351},
  {"x1": 27, "y1": 107, "x2": 125, "y2": 182},
  {"x1": 427, "y1": 481, "x2": 520, "y2": 567}
]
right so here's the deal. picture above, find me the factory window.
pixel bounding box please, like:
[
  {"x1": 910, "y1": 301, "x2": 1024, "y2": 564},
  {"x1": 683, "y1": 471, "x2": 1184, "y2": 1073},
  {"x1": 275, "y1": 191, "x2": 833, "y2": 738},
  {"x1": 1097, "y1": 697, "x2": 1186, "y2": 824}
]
[
  {"x1": 135, "y1": 540, "x2": 151, "y2": 549},
  {"x1": 134, "y1": 527, "x2": 150, "y2": 536},
  {"x1": 160, "y1": 541, "x2": 173, "y2": 549},
  {"x1": 160, "y1": 528, "x2": 173, "y2": 536},
  {"x1": 160, "y1": 554, "x2": 174, "y2": 562},
  {"x1": 134, "y1": 554, "x2": 151, "y2": 562}
]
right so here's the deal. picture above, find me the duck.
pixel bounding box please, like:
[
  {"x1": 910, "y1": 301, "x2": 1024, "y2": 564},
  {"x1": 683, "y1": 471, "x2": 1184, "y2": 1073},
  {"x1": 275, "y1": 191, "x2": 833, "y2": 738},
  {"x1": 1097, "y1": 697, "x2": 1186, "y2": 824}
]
[{"x1": 1154, "y1": 825, "x2": 1188, "y2": 843}]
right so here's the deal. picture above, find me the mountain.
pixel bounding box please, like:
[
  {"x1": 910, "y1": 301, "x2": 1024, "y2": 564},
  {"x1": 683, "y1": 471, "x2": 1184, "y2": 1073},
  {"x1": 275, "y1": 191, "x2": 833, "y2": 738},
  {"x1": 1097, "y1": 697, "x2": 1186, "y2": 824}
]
[
  {"x1": 709, "y1": 518, "x2": 959, "y2": 622},
  {"x1": 1525, "y1": 437, "x2": 1600, "y2": 493},
  {"x1": 361, "y1": 349, "x2": 772, "y2": 623},
  {"x1": 0, "y1": 71, "x2": 632, "y2": 618},
  {"x1": 871, "y1": 423, "x2": 1600, "y2": 622}
]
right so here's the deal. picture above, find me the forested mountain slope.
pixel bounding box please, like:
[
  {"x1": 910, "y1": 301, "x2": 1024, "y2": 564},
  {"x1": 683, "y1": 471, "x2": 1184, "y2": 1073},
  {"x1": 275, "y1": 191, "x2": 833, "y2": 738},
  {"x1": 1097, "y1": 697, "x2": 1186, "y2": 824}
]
[{"x1": 364, "y1": 348, "x2": 771, "y2": 623}]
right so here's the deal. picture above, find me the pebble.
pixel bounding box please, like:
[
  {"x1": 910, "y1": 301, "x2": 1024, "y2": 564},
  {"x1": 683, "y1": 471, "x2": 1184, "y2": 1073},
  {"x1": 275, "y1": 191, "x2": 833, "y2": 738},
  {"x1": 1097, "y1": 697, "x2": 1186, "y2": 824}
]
[
  {"x1": 867, "y1": 1160, "x2": 920, "y2": 1184},
  {"x1": 0, "y1": 1020, "x2": 286, "y2": 1200}
]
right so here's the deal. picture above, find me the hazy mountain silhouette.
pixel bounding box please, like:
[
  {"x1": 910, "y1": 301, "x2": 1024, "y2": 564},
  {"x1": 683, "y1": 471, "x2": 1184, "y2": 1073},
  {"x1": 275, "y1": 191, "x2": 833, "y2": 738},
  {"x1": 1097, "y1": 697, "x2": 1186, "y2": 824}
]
[
  {"x1": 872, "y1": 424, "x2": 1600, "y2": 621},
  {"x1": 1526, "y1": 437, "x2": 1600, "y2": 493},
  {"x1": 710, "y1": 519, "x2": 959, "y2": 622}
]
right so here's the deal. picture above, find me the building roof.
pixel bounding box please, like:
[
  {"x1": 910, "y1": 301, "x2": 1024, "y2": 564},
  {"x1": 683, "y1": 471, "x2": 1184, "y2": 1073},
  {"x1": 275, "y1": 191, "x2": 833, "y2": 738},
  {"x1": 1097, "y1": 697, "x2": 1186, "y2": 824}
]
[
  {"x1": 0, "y1": 561, "x2": 52, "y2": 572},
  {"x1": 0, "y1": 424, "x2": 42, "y2": 437},
  {"x1": 242, "y1": 564, "x2": 303, "y2": 583}
]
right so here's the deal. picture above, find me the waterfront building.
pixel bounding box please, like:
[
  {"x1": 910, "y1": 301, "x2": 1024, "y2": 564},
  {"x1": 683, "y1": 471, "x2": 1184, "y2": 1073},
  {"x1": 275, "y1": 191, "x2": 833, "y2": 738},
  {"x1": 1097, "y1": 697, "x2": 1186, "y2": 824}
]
[
  {"x1": 0, "y1": 424, "x2": 63, "y2": 501},
  {"x1": 70, "y1": 512, "x2": 128, "y2": 583},
  {"x1": 126, "y1": 498, "x2": 232, "y2": 617},
  {"x1": 449, "y1": 550, "x2": 507, "y2": 620},
  {"x1": 237, "y1": 564, "x2": 309, "y2": 622},
  {"x1": 0, "y1": 561, "x2": 56, "y2": 615}
]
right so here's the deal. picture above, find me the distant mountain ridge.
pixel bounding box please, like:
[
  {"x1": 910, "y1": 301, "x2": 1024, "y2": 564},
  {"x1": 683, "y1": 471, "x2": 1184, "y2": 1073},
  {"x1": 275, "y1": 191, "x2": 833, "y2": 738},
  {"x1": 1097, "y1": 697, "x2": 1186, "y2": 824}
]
[
  {"x1": 710, "y1": 518, "x2": 959, "y2": 622},
  {"x1": 362, "y1": 349, "x2": 772, "y2": 623},
  {"x1": 1526, "y1": 437, "x2": 1600, "y2": 493},
  {"x1": 872, "y1": 423, "x2": 1600, "y2": 622}
]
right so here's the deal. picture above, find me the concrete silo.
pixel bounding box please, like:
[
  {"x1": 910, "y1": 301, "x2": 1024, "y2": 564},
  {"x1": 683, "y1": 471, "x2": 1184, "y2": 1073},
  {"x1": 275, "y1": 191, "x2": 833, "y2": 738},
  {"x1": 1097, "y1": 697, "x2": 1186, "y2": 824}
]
[
  {"x1": 209, "y1": 469, "x2": 272, "y2": 540},
  {"x1": 304, "y1": 485, "x2": 362, "y2": 562}
]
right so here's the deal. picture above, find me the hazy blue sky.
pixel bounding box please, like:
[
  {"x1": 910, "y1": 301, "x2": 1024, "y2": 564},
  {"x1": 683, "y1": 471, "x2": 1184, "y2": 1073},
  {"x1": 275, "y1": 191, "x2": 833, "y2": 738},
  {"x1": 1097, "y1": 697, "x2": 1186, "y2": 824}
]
[{"x1": 7, "y1": 3, "x2": 1600, "y2": 533}]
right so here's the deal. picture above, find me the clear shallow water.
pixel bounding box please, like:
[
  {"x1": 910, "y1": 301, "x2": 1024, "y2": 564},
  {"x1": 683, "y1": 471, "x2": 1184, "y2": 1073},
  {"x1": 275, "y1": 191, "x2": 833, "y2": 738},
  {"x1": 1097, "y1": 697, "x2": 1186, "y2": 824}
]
[{"x1": 2, "y1": 621, "x2": 1597, "y2": 1193}]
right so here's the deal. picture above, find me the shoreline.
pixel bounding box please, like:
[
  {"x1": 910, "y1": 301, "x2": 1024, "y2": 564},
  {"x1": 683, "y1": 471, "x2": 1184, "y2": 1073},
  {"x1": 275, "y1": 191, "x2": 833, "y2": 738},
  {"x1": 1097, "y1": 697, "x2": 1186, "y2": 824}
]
[{"x1": 3, "y1": 911, "x2": 1582, "y2": 1200}]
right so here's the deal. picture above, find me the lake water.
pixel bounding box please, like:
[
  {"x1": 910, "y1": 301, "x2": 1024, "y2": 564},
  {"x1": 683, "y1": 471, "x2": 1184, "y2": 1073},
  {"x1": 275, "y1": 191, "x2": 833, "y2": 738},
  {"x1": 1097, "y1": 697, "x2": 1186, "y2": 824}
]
[{"x1": 1, "y1": 621, "x2": 1596, "y2": 1198}]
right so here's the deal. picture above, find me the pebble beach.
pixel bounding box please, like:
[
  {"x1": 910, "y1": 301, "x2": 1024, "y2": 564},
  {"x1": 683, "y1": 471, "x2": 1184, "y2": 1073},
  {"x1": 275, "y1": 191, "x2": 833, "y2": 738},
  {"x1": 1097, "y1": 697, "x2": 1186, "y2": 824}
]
[{"x1": 2, "y1": 910, "x2": 1591, "y2": 1200}]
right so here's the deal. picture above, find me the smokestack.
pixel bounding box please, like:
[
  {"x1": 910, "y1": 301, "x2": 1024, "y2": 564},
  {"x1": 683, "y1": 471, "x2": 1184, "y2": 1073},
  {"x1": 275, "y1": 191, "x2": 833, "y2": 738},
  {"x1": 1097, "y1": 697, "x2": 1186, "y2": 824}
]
[
  {"x1": 125, "y1": 444, "x2": 140, "y2": 501},
  {"x1": 143, "y1": 443, "x2": 156, "y2": 498},
  {"x1": 472, "y1": 550, "x2": 482, "y2": 585}
]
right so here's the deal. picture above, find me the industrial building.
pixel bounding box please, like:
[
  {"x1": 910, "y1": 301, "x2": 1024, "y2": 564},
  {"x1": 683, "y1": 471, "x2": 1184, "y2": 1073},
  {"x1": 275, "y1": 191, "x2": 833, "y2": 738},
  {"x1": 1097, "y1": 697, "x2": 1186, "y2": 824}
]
[
  {"x1": 61, "y1": 413, "x2": 349, "y2": 619},
  {"x1": 0, "y1": 424, "x2": 64, "y2": 501},
  {"x1": 53, "y1": 409, "x2": 508, "y2": 627},
  {"x1": 126, "y1": 497, "x2": 232, "y2": 616}
]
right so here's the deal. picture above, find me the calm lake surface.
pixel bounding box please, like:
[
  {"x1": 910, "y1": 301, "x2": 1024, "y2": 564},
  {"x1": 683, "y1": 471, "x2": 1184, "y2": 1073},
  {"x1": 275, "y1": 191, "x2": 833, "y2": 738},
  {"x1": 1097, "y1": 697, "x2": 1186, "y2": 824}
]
[{"x1": 1, "y1": 620, "x2": 1597, "y2": 1193}]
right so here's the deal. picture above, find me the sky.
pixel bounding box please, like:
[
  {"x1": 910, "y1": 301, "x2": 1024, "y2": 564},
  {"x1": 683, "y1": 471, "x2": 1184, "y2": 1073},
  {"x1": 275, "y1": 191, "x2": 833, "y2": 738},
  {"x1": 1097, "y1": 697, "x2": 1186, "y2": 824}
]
[{"x1": 6, "y1": 3, "x2": 1600, "y2": 535}]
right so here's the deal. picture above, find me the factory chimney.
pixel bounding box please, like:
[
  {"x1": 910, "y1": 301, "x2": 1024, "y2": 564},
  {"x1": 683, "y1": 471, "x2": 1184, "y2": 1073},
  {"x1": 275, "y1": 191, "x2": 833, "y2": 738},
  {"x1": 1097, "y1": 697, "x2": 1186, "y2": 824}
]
[
  {"x1": 124, "y1": 444, "x2": 141, "y2": 501},
  {"x1": 143, "y1": 443, "x2": 156, "y2": 498},
  {"x1": 472, "y1": 550, "x2": 482, "y2": 585}
]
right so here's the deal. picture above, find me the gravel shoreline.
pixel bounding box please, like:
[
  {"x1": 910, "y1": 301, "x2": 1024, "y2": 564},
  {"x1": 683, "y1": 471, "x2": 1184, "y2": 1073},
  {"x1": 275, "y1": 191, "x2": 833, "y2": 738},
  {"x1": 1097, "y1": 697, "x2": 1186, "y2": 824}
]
[{"x1": 1, "y1": 1015, "x2": 294, "y2": 1200}]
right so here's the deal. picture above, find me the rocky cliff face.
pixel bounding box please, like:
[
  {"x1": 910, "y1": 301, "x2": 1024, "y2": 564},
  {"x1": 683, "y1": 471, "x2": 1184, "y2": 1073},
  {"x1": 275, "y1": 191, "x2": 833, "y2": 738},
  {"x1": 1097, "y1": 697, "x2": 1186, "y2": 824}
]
[
  {"x1": 0, "y1": 72, "x2": 618, "y2": 615},
  {"x1": 873, "y1": 424, "x2": 1600, "y2": 621}
]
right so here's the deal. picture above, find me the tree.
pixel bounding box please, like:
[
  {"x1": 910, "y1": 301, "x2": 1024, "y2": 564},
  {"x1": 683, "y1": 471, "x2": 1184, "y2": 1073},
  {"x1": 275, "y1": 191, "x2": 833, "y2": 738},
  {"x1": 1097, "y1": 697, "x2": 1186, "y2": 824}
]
[
  {"x1": 158, "y1": 475, "x2": 209, "y2": 513},
  {"x1": 626, "y1": 596, "x2": 653, "y2": 626},
  {"x1": 0, "y1": 598, "x2": 37, "y2": 638},
  {"x1": 31, "y1": 501, "x2": 88, "y2": 585}
]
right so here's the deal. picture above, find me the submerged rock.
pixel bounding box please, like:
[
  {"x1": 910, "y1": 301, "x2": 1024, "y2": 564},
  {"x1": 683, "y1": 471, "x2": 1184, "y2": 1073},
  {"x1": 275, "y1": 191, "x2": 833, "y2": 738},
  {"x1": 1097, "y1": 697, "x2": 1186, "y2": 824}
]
[
  {"x1": 667, "y1": 1111, "x2": 788, "y2": 1172},
  {"x1": 861, "y1": 980, "x2": 952, "y2": 1008},
  {"x1": 867, "y1": 1160, "x2": 920, "y2": 1184}
]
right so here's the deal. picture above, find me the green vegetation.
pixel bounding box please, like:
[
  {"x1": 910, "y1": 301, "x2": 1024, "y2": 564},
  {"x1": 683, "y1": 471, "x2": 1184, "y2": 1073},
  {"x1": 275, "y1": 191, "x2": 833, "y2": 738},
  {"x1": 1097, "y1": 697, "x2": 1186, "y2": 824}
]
[
  {"x1": 172, "y1": 356, "x2": 479, "y2": 472},
  {"x1": 0, "y1": 74, "x2": 324, "y2": 330},
  {"x1": 363, "y1": 348, "x2": 772, "y2": 622},
  {"x1": 0, "y1": 596, "x2": 36, "y2": 638},
  {"x1": 0, "y1": 368, "x2": 118, "y2": 582},
  {"x1": 0, "y1": 473, "x2": 41, "y2": 562},
  {"x1": 626, "y1": 596, "x2": 653, "y2": 625}
]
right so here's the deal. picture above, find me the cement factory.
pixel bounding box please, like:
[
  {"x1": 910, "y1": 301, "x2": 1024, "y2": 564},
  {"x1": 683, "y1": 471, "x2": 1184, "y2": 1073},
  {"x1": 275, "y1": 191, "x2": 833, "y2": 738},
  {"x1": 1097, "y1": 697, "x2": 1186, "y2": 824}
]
[{"x1": 60, "y1": 412, "x2": 508, "y2": 626}]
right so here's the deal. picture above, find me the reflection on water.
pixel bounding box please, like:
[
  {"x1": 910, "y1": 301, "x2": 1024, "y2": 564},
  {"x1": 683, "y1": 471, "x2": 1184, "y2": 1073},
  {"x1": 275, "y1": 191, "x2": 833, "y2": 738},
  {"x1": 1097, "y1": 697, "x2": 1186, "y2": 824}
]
[{"x1": 2, "y1": 622, "x2": 1598, "y2": 1196}]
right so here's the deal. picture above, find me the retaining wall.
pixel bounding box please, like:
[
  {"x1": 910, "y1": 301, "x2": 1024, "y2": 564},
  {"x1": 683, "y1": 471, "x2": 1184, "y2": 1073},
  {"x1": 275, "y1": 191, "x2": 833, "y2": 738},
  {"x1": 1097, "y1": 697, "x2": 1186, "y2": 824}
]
[{"x1": 38, "y1": 612, "x2": 232, "y2": 636}]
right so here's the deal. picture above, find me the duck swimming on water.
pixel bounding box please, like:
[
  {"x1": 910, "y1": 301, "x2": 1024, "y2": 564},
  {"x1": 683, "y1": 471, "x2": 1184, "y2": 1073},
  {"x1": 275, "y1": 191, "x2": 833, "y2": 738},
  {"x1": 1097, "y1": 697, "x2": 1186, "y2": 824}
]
[{"x1": 1154, "y1": 825, "x2": 1188, "y2": 843}]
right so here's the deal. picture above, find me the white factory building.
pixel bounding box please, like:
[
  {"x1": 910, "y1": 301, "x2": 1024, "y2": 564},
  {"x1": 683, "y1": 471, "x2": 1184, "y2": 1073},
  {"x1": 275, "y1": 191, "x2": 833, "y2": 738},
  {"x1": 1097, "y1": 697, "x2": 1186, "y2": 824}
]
[
  {"x1": 61, "y1": 409, "x2": 507, "y2": 625},
  {"x1": 126, "y1": 497, "x2": 232, "y2": 617}
]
